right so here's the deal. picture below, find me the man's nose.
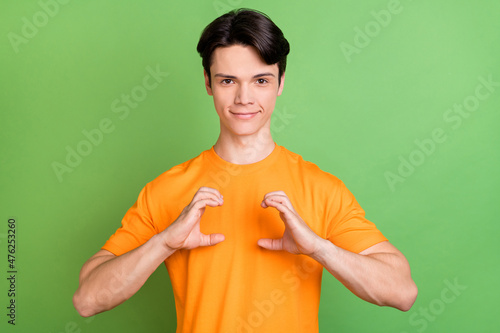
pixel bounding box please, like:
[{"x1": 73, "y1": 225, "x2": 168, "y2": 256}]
[{"x1": 235, "y1": 84, "x2": 254, "y2": 105}]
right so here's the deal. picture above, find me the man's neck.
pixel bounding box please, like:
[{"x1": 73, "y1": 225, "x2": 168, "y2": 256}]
[{"x1": 213, "y1": 129, "x2": 275, "y2": 165}]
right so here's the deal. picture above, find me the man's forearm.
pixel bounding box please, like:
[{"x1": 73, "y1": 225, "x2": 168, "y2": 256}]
[
  {"x1": 73, "y1": 187, "x2": 225, "y2": 317},
  {"x1": 73, "y1": 234, "x2": 175, "y2": 317},
  {"x1": 310, "y1": 239, "x2": 417, "y2": 311}
]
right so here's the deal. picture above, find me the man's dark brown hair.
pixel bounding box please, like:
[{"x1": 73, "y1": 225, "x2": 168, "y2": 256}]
[{"x1": 197, "y1": 8, "x2": 290, "y2": 87}]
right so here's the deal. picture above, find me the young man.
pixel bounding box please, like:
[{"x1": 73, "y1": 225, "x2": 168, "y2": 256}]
[{"x1": 73, "y1": 8, "x2": 417, "y2": 332}]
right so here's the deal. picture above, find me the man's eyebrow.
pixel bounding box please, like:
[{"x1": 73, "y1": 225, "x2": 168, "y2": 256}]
[
  {"x1": 214, "y1": 73, "x2": 276, "y2": 79},
  {"x1": 253, "y1": 73, "x2": 275, "y2": 78}
]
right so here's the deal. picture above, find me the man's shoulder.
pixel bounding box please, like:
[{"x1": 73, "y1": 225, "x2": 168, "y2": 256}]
[
  {"x1": 279, "y1": 146, "x2": 342, "y2": 185},
  {"x1": 147, "y1": 148, "x2": 211, "y2": 188}
]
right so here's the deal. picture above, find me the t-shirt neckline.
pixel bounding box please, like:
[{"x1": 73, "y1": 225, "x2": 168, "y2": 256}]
[{"x1": 206, "y1": 143, "x2": 282, "y2": 175}]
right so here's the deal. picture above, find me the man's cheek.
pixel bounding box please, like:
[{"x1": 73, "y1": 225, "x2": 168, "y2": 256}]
[{"x1": 214, "y1": 94, "x2": 230, "y2": 108}]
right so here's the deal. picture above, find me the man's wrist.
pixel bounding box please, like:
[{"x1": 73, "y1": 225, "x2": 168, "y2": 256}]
[
  {"x1": 153, "y1": 233, "x2": 177, "y2": 259},
  {"x1": 309, "y1": 237, "x2": 338, "y2": 265}
]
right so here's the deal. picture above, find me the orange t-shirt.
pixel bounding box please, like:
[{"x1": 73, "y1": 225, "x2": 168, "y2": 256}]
[{"x1": 102, "y1": 144, "x2": 387, "y2": 332}]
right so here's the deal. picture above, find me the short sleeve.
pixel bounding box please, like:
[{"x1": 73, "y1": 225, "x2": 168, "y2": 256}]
[
  {"x1": 101, "y1": 184, "x2": 158, "y2": 256},
  {"x1": 326, "y1": 181, "x2": 387, "y2": 253}
]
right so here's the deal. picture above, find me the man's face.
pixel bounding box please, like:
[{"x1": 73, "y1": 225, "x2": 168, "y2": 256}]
[{"x1": 204, "y1": 44, "x2": 285, "y2": 138}]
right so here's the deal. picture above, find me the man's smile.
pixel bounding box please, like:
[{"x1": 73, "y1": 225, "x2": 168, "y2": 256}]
[{"x1": 229, "y1": 111, "x2": 260, "y2": 119}]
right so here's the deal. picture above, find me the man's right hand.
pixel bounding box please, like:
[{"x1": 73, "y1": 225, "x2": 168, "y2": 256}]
[
  {"x1": 73, "y1": 187, "x2": 224, "y2": 317},
  {"x1": 161, "y1": 187, "x2": 225, "y2": 251}
]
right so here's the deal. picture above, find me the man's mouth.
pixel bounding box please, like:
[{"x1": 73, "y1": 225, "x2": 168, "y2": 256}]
[{"x1": 229, "y1": 111, "x2": 259, "y2": 120}]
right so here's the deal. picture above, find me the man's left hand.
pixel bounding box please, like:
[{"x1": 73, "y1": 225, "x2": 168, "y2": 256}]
[{"x1": 258, "y1": 191, "x2": 323, "y2": 256}]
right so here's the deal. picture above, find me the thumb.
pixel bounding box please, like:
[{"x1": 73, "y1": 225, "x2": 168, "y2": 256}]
[
  {"x1": 257, "y1": 238, "x2": 283, "y2": 251},
  {"x1": 199, "y1": 233, "x2": 225, "y2": 247}
]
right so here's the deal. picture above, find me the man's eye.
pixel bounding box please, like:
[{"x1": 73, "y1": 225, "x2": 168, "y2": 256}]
[
  {"x1": 257, "y1": 78, "x2": 268, "y2": 84},
  {"x1": 221, "y1": 79, "x2": 233, "y2": 84}
]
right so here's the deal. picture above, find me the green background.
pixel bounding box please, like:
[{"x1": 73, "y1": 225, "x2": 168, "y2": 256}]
[{"x1": 1, "y1": 0, "x2": 499, "y2": 332}]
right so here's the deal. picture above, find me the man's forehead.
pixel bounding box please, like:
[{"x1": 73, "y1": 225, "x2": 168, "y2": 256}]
[{"x1": 210, "y1": 45, "x2": 279, "y2": 75}]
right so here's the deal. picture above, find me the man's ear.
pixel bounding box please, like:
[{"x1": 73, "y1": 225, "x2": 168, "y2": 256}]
[
  {"x1": 204, "y1": 69, "x2": 213, "y2": 96},
  {"x1": 277, "y1": 72, "x2": 285, "y2": 96}
]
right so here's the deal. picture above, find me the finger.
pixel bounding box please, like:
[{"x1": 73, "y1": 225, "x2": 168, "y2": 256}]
[
  {"x1": 183, "y1": 198, "x2": 223, "y2": 224},
  {"x1": 262, "y1": 199, "x2": 304, "y2": 230},
  {"x1": 196, "y1": 187, "x2": 223, "y2": 200},
  {"x1": 199, "y1": 233, "x2": 225, "y2": 247},
  {"x1": 263, "y1": 190, "x2": 287, "y2": 197},
  {"x1": 261, "y1": 193, "x2": 293, "y2": 210},
  {"x1": 261, "y1": 196, "x2": 288, "y2": 208},
  {"x1": 191, "y1": 191, "x2": 224, "y2": 206},
  {"x1": 262, "y1": 191, "x2": 287, "y2": 203},
  {"x1": 262, "y1": 198, "x2": 293, "y2": 216},
  {"x1": 190, "y1": 198, "x2": 223, "y2": 212},
  {"x1": 257, "y1": 238, "x2": 283, "y2": 251}
]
